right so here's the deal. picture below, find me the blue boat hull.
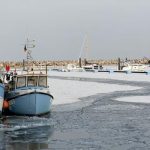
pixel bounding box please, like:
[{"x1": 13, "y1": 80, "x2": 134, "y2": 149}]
[
  {"x1": 0, "y1": 83, "x2": 4, "y2": 116},
  {"x1": 8, "y1": 92, "x2": 53, "y2": 115}
]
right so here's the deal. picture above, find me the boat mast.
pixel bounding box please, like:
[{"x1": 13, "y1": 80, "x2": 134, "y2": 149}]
[
  {"x1": 79, "y1": 34, "x2": 90, "y2": 66},
  {"x1": 23, "y1": 38, "x2": 35, "y2": 72}
]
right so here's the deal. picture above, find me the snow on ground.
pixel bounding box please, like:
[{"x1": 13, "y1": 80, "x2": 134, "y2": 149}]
[
  {"x1": 48, "y1": 78, "x2": 140, "y2": 106},
  {"x1": 49, "y1": 71, "x2": 150, "y2": 82},
  {"x1": 115, "y1": 96, "x2": 150, "y2": 104}
]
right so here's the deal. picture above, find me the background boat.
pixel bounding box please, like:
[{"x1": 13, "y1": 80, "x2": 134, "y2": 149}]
[{"x1": 121, "y1": 63, "x2": 149, "y2": 72}]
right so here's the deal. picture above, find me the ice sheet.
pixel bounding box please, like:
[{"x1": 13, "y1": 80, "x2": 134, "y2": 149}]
[
  {"x1": 48, "y1": 78, "x2": 140, "y2": 105},
  {"x1": 115, "y1": 96, "x2": 150, "y2": 103},
  {"x1": 49, "y1": 71, "x2": 150, "y2": 82}
]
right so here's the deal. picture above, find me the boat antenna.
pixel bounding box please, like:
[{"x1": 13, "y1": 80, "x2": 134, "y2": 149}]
[
  {"x1": 24, "y1": 38, "x2": 35, "y2": 60},
  {"x1": 23, "y1": 38, "x2": 35, "y2": 71},
  {"x1": 79, "y1": 34, "x2": 89, "y2": 58}
]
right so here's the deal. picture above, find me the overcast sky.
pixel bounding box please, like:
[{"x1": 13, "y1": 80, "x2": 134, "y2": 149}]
[{"x1": 0, "y1": 0, "x2": 150, "y2": 61}]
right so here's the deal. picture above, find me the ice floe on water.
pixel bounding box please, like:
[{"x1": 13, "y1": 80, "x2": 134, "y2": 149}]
[
  {"x1": 49, "y1": 71, "x2": 150, "y2": 82},
  {"x1": 93, "y1": 104, "x2": 142, "y2": 111},
  {"x1": 48, "y1": 78, "x2": 141, "y2": 110},
  {"x1": 115, "y1": 96, "x2": 150, "y2": 104},
  {"x1": 48, "y1": 71, "x2": 150, "y2": 111}
]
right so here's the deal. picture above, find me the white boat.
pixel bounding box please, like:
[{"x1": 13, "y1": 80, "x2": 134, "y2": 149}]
[
  {"x1": 67, "y1": 64, "x2": 84, "y2": 72},
  {"x1": 122, "y1": 63, "x2": 149, "y2": 72},
  {"x1": 67, "y1": 63, "x2": 103, "y2": 72},
  {"x1": 82, "y1": 64, "x2": 103, "y2": 72}
]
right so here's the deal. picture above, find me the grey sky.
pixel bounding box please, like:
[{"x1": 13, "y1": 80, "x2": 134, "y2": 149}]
[{"x1": 0, "y1": 0, "x2": 150, "y2": 61}]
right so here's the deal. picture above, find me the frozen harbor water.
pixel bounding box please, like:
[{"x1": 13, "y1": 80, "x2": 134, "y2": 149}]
[{"x1": 1, "y1": 71, "x2": 150, "y2": 150}]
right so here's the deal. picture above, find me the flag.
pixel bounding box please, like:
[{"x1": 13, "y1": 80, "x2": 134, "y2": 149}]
[
  {"x1": 24, "y1": 44, "x2": 27, "y2": 52},
  {"x1": 5, "y1": 65, "x2": 10, "y2": 72}
]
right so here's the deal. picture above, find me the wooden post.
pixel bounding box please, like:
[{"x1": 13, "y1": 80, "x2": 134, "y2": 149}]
[
  {"x1": 118, "y1": 57, "x2": 121, "y2": 70},
  {"x1": 46, "y1": 63, "x2": 48, "y2": 75},
  {"x1": 23, "y1": 59, "x2": 25, "y2": 71},
  {"x1": 79, "y1": 57, "x2": 82, "y2": 68},
  {"x1": 84, "y1": 58, "x2": 87, "y2": 66},
  {"x1": 46, "y1": 64, "x2": 48, "y2": 87}
]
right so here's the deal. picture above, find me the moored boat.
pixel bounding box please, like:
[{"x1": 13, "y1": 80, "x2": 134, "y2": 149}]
[
  {"x1": 122, "y1": 63, "x2": 149, "y2": 72},
  {"x1": 3, "y1": 39, "x2": 53, "y2": 116},
  {"x1": 67, "y1": 64, "x2": 84, "y2": 72},
  {"x1": 4, "y1": 73, "x2": 53, "y2": 115},
  {"x1": 83, "y1": 64, "x2": 103, "y2": 72}
]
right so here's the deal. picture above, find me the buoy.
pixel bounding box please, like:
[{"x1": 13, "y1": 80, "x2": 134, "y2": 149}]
[{"x1": 3, "y1": 100, "x2": 9, "y2": 109}]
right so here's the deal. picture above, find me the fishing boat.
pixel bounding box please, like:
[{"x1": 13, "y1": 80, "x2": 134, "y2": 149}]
[
  {"x1": 3, "y1": 39, "x2": 53, "y2": 116},
  {"x1": 4, "y1": 73, "x2": 53, "y2": 115}
]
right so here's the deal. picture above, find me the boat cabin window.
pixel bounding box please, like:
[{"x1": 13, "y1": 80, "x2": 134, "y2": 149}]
[
  {"x1": 27, "y1": 76, "x2": 37, "y2": 86},
  {"x1": 39, "y1": 76, "x2": 47, "y2": 87},
  {"x1": 17, "y1": 77, "x2": 26, "y2": 88}
]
